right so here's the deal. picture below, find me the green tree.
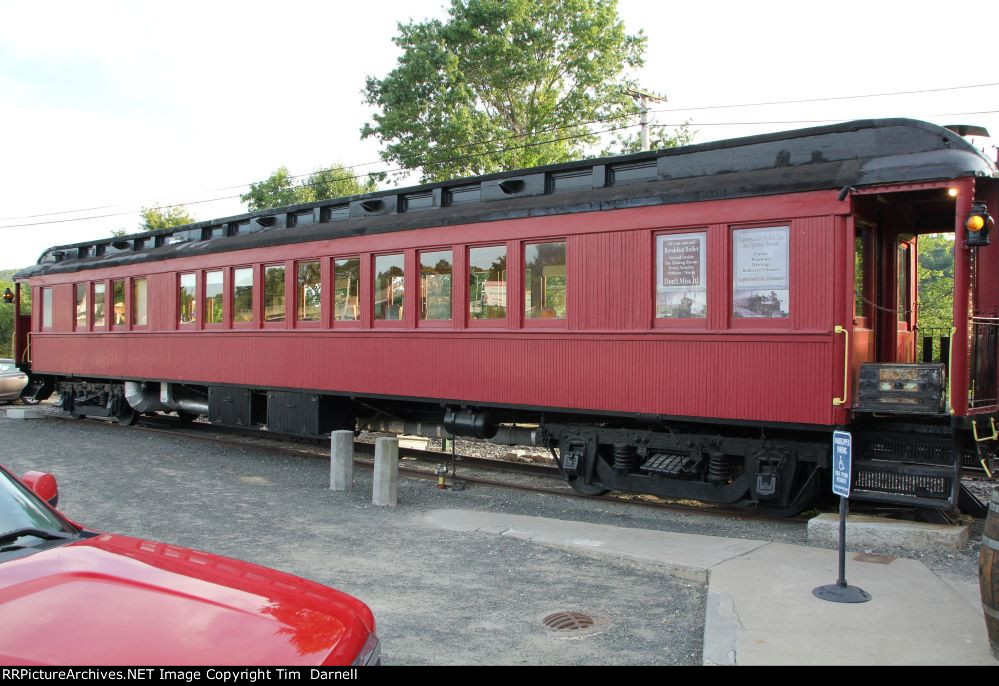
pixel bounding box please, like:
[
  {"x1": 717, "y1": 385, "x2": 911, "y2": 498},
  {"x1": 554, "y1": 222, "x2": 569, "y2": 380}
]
[
  {"x1": 304, "y1": 165, "x2": 378, "y2": 204},
  {"x1": 240, "y1": 167, "x2": 301, "y2": 211},
  {"x1": 0, "y1": 269, "x2": 30, "y2": 359},
  {"x1": 917, "y1": 233, "x2": 954, "y2": 332},
  {"x1": 600, "y1": 122, "x2": 696, "y2": 156},
  {"x1": 241, "y1": 164, "x2": 377, "y2": 212},
  {"x1": 0, "y1": 298, "x2": 12, "y2": 358},
  {"x1": 361, "y1": 0, "x2": 649, "y2": 182},
  {"x1": 140, "y1": 204, "x2": 196, "y2": 231}
]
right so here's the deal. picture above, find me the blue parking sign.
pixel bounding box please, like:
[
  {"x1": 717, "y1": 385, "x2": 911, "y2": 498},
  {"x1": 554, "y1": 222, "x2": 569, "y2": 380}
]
[{"x1": 832, "y1": 430, "x2": 852, "y2": 498}]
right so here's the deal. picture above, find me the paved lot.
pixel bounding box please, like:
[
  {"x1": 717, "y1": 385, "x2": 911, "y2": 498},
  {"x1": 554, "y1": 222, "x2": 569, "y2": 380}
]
[
  {"x1": 1, "y1": 412, "x2": 709, "y2": 665},
  {"x1": 2, "y1": 408, "x2": 991, "y2": 665}
]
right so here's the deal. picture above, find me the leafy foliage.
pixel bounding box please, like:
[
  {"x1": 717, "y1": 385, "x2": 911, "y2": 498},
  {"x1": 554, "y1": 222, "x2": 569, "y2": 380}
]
[
  {"x1": 0, "y1": 270, "x2": 30, "y2": 358},
  {"x1": 0, "y1": 307, "x2": 10, "y2": 358},
  {"x1": 241, "y1": 164, "x2": 377, "y2": 212},
  {"x1": 240, "y1": 167, "x2": 300, "y2": 211},
  {"x1": 600, "y1": 122, "x2": 695, "y2": 156},
  {"x1": 916, "y1": 233, "x2": 954, "y2": 332},
  {"x1": 140, "y1": 204, "x2": 197, "y2": 232},
  {"x1": 362, "y1": 0, "x2": 649, "y2": 182}
]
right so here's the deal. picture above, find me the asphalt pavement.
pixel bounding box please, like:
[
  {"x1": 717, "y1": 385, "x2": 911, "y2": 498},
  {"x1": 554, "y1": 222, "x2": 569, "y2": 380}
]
[
  {"x1": 0, "y1": 411, "x2": 705, "y2": 665},
  {"x1": 1, "y1": 408, "x2": 992, "y2": 665}
]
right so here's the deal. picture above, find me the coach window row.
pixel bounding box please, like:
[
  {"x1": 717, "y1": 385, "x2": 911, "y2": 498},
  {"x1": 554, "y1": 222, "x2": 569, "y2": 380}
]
[
  {"x1": 155, "y1": 241, "x2": 566, "y2": 329},
  {"x1": 48, "y1": 227, "x2": 793, "y2": 332},
  {"x1": 63, "y1": 277, "x2": 147, "y2": 332},
  {"x1": 655, "y1": 225, "x2": 790, "y2": 322}
]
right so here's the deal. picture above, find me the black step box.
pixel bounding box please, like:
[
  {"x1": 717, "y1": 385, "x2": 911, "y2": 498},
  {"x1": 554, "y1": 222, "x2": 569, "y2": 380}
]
[
  {"x1": 208, "y1": 386, "x2": 264, "y2": 427},
  {"x1": 265, "y1": 391, "x2": 353, "y2": 436}
]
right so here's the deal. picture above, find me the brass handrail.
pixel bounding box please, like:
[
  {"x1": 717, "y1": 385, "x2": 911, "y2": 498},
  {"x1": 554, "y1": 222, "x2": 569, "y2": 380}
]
[
  {"x1": 972, "y1": 416, "x2": 998, "y2": 443},
  {"x1": 833, "y1": 325, "x2": 849, "y2": 407},
  {"x1": 948, "y1": 326, "x2": 956, "y2": 415}
]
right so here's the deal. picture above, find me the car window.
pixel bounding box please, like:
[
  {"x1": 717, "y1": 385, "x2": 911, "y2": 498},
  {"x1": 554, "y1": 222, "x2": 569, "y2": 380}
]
[
  {"x1": 0, "y1": 469, "x2": 73, "y2": 539},
  {"x1": 0, "y1": 363, "x2": 12, "y2": 373}
]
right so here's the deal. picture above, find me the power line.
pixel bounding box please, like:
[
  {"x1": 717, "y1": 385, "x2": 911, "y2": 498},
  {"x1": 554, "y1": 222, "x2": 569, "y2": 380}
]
[
  {"x1": 200, "y1": 80, "x2": 999, "y2": 191},
  {"x1": 3, "y1": 81, "x2": 998, "y2": 226},
  {"x1": 5, "y1": 107, "x2": 996, "y2": 230},
  {"x1": 0, "y1": 121, "x2": 643, "y2": 230},
  {"x1": 0, "y1": 112, "x2": 654, "y2": 222},
  {"x1": 645, "y1": 81, "x2": 999, "y2": 114},
  {"x1": 0, "y1": 113, "x2": 651, "y2": 223},
  {"x1": 648, "y1": 110, "x2": 999, "y2": 128}
]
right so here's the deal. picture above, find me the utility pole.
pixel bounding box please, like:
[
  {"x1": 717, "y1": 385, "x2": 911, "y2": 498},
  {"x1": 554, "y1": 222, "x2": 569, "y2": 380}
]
[{"x1": 625, "y1": 89, "x2": 667, "y2": 151}]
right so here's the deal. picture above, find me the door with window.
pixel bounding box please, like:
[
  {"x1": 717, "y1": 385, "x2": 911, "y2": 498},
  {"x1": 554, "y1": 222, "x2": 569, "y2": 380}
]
[
  {"x1": 14, "y1": 284, "x2": 30, "y2": 367},
  {"x1": 852, "y1": 221, "x2": 876, "y2": 379},
  {"x1": 895, "y1": 236, "x2": 917, "y2": 363}
]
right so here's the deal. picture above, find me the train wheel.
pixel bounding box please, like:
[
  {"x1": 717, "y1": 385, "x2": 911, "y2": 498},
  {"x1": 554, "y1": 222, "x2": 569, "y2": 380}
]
[
  {"x1": 567, "y1": 478, "x2": 610, "y2": 497},
  {"x1": 176, "y1": 411, "x2": 198, "y2": 424}
]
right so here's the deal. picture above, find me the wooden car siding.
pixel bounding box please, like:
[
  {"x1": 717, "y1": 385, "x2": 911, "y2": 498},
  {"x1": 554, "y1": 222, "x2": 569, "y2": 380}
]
[{"x1": 27, "y1": 190, "x2": 849, "y2": 427}]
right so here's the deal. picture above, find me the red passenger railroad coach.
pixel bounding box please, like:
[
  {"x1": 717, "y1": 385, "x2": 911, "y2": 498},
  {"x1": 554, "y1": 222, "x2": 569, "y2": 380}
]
[{"x1": 10, "y1": 119, "x2": 999, "y2": 515}]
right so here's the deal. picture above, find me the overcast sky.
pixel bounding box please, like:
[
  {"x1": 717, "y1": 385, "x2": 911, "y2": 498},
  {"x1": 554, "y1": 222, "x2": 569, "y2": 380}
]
[{"x1": 3, "y1": 0, "x2": 998, "y2": 268}]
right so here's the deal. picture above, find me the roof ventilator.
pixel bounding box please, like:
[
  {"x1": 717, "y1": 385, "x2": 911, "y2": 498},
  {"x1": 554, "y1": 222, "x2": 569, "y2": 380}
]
[
  {"x1": 499, "y1": 179, "x2": 525, "y2": 195},
  {"x1": 256, "y1": 216, "x2": 277, "y2": 228},
  {"x1": 361, "y1": 199, "x2": 384, "y2": 213}
]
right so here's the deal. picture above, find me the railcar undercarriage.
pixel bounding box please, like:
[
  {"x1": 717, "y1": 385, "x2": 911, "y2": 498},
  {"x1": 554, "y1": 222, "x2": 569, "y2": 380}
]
[
  {"x1": 43, "y1": 375, "x2": 992, "y2": 516},
  {"x1": 544, "y1": 423, "x2": 827, "y2": 515},
  {"x1": 49, "y1": 376, "x2": 839, "y2": 515}
]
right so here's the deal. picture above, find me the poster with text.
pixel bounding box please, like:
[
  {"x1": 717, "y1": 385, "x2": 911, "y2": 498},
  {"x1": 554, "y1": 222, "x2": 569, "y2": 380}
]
[
  {"x1": 732, "y1": 226, "x2": 789, "y2": 318},
  {"x1": 656, "y1": 232, "x2": 707, "y2": 318}
]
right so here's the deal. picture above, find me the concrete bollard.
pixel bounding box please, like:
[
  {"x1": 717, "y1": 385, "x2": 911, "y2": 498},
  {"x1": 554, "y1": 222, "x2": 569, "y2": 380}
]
[
  {"x1": 5, "y1": 407, "x2": 46, "y2": 420},
  {"x1": 372, "y1": 437, "x2": 399, "y2": 506},
  {"x1": 330, "y1": 430, "x2": 354, "y2": 492}
]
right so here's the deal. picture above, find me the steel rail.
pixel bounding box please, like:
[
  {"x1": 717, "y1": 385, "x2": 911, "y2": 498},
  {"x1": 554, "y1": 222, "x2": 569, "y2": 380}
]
[{"x1": 48, "y1": 413, "x2": 810, "y2": 524}]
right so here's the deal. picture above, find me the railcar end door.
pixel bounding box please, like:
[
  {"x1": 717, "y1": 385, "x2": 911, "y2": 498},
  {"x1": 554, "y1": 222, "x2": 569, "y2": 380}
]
[
  {"x1": 895, "y1": 236, "x2": 917, "y2": 363},
  {"x1": 13, "y1": 283, "x2": 31, "y2": 370}
]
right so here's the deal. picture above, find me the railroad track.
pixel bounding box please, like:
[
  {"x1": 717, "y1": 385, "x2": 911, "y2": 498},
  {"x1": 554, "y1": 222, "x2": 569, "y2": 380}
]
[
  {"x1": 48, "y1": 411, "x2": 813, "y2": 524},
  {"x1": 133, "y1": 412, "x2": 559, "y2": 477}
]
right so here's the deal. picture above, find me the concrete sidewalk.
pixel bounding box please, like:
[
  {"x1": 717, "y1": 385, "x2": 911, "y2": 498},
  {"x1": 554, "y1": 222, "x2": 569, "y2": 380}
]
[{"x1": 427, "y1": 509, "x2": 995, "y2": 666}]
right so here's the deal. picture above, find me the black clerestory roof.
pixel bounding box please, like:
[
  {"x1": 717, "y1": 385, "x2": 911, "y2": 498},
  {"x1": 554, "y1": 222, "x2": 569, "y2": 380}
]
[{"x1": 17, "y1": 118, "x2": 997, "y2": 279}]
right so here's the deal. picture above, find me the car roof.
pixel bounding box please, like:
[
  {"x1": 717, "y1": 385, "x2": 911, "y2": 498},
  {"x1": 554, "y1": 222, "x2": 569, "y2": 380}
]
[{"x1": 17, "y1": 118, "x2": 998, "y2": 280}]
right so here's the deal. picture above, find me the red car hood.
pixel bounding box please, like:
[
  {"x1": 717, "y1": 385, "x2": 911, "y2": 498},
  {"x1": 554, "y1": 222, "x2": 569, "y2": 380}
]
[{"x1": 0, "y1": 534, "x2": 374, "y2": 665}]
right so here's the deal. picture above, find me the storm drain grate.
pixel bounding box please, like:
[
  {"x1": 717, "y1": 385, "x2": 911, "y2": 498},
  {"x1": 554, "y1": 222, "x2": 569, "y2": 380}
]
[{"x1": 543, "y1": 611, "x2": 594, "y2": 632}]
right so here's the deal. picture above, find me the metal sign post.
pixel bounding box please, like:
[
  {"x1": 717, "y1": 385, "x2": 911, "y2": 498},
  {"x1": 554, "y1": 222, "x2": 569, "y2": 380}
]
[{"x1": 813, "y1": 430, "x2": 871, "y2": 603}]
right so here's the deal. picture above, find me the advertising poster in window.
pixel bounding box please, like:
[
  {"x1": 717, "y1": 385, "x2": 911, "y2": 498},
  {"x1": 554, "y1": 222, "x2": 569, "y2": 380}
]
[
  {"x1": 656, "y1": 232, "x2": 707, "y2": 318},
  {"x1": 732, "y1": 226, "x2": 789, "y2": 318}
]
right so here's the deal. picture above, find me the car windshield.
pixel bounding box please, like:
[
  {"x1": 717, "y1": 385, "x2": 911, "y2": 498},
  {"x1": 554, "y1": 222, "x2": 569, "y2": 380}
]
[{"x1": 0, "y1": 469, "x2": 74, "y2": 544}]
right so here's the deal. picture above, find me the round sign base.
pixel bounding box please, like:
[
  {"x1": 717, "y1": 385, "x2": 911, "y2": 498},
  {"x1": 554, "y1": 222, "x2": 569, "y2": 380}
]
[{"x1": 812, "y1": 582, "x2": 871, "y2": 603}]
